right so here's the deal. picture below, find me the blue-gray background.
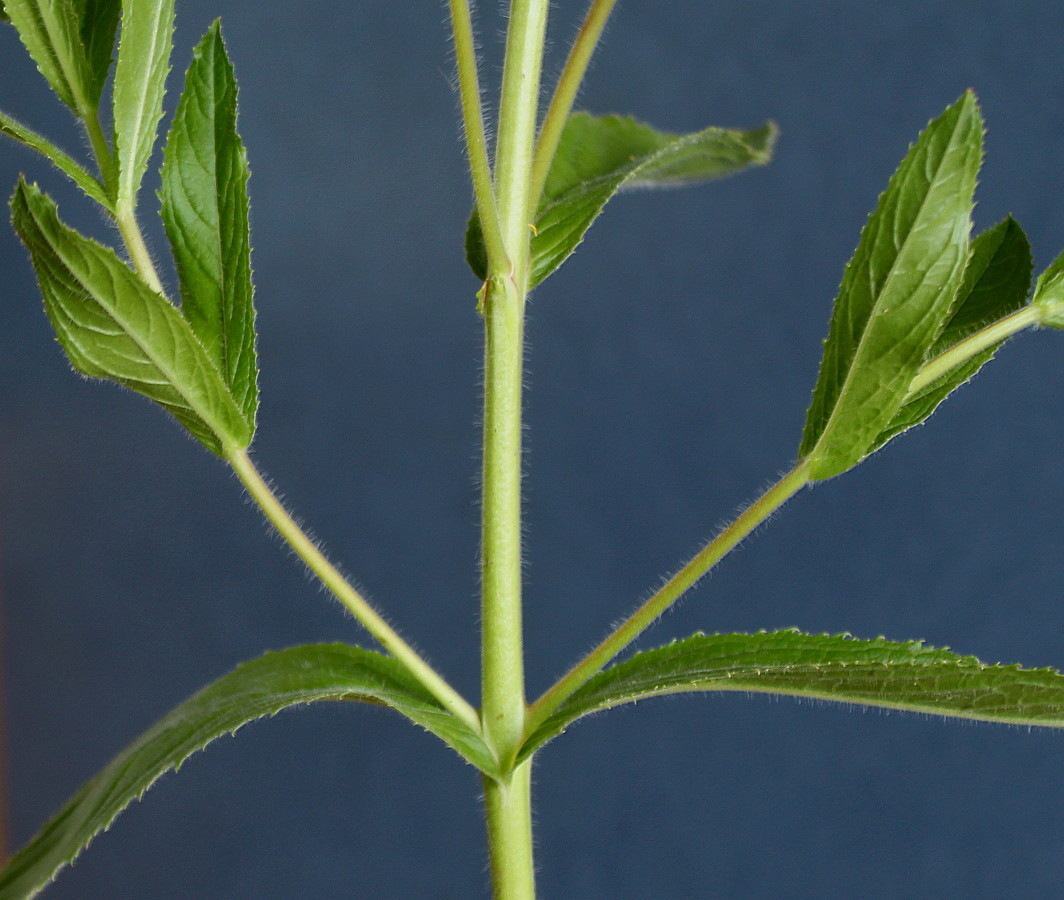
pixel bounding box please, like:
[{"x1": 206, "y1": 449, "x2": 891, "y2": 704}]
[{"x1": 3, "y1": 2, "x2": 1064, "y2": 897}]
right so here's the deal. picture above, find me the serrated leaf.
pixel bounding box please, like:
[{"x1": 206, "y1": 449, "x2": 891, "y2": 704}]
[
  {"x1": 160, "y1": 21, "x2": 257, "y2": 428},
  {"x1": 465, "y1": 113, "x2": 776, "y2": 287},
  {"x1": 11, "y1": 179, "x2": 252, "y2": 455},
  {"x1": 521, "y1": 630, "x2": 1064, "y2": 761},
  {"x1": 112, "y1": 0, "x2": 174, "y2": 210},
  {"x1": 870, "y1": 216, "x2": 1033, "y2": 451},
  {"x1": 0, "y1": 643, "x2": 495, "y2": 900},
  {"x1": 75, "y1": 0, "x2": 120, "y2": 107},
  {"x1": 798, "y1": 92, "x2": 982, "y2": 480},
  {"x1": 0, "y1": 108, "x2": 109, "y2": 206},
  {"x1": 5, "y1": 0, "x2": 94, "y2": 114}
]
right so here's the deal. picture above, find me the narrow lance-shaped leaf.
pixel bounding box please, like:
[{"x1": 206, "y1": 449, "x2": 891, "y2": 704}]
[
  {"x1": 0, "y1": 109, "x2": 109, "y2": 206},
  {"x1": 799, "y1": 92, "x2": 982, "y2": 480},
  {"x1": 466, "y1": 113, "x2": 776, "y2": 287},
  {"x1": 870, "y1": 216, "x2": 1033, "y2": 451},
  {"x1": 0, "y1": 643, "x2": 495, "y2": 900},
  {"x1": 112, "y1": 0, "x2": 175, "y2": 210},
  {"x1": 160, "y1": 21, "x2": 258, "y2": 428},
  {"x1": 75, "y1": 0, "x2": 121, "y2": 107},
  {"x1": 11, "y1": 179, "x2": 252, "y2": 455},
  {"x1": 5, "y1": 0, "x2": 94, "y2": 114},
  {"x1": 521, "y1": 630, "x2": 1064, "y2": 761}
]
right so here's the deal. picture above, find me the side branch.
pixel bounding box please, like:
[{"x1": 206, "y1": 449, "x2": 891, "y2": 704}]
[{"x1": 227, "y1": 449, "x2": 482, "y2": 733}]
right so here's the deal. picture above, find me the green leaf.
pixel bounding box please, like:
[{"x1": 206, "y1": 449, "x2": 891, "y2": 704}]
[
  {"x1": 0, "y1": 644, "x2": 495, "y2": 900},
  {"x1": 871, "y1": 216, "x2": 1033, "y2": 451},
  {"x1": 0, "y1": 108, "x2": 109, "y2": 206},
  {"x1": 798, "y1": 92, "x2": 982, "y2": 480},
  {"x1": 1032, "y1": 244, "x2": 1064, "y2": 329},
  {"x1": 521, "y1": 630, "x2": 1064, "y2": 761},
  {"x1": 11, "y1": 179, "x2": 252, "y2": 455},
  {"x1": 160, "y1": 21, "x2": 257, "y2": 429},
  {"x1": 465, "y1": 113, "x2": 776, "y2": 287},
  {"x1": 75, "y1": 0, "x2": 121, "y2": 107},
  {"x1": 5, "y1": 0, "x2": 94, "y2": 114},
  {"x1": 112, "y1": 0, "x2": 175, "y2": 210}
]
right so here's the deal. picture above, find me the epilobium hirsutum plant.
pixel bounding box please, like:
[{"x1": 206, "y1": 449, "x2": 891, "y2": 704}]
[{"x1": 4, "y1": 1, "x2": 1064, "y2": 897}]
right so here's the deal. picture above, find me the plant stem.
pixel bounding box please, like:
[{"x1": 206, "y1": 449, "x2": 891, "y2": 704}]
[
  {"x1": 227, "y1": 449, "x2": 482, "y2": 734},
  {"x1": 492, "y1": 0, "x2": 550, "y2": 284},
  {"x1": 907, "y1": 304, "x2": 1043, "y2": 395},
  {"x1": 448, "y1": 0, "x2": 509, "y2": 275},
  {"x1": 527, "y1": 461, "x2": 812, "y2": 734},
  {"x1": 531, "y1": 0, "x2": 620, "y2": 207},
  {"x1": 480, "y1": 0, "x2": 549, "y2": 763},
  {"x1": 114, "y1": 205, "x2": 167, "y2": 296},
  {"x1": 483, "y1": 763, "x2": 537, "y2": 900}
]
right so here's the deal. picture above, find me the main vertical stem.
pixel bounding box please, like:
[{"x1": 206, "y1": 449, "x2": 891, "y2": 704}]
[
  {"x1": 480, "y1": 0, "x2": 550, "y2": 896},
  {"x1": 483, "y1": 764, "x2": 536, "y2": 900}
]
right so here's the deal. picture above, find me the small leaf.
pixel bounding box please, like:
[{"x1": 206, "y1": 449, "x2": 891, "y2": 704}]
[
  {"x1": 0, "y1": 109, "x2": 109, "y2": 206},
  {"x1": 112, "y1": 0, "x2": 175, "y2": 210},
  {"x1": 465, "y1": 113, "x2": 776, "y2": 287},
  {"x1": 871, "y1": 216, "x2": 1033, "y2": 451},
  {"x1": 11, "y1": 179, "x2": 251, "y2": 455},
  {"x1": 521, "y1": 630, "x2": 1064, "y2": 761},
  {"x1": 1032, "y1": 246, "x2": 1064, "y2": 329},
  {"x1": 160, "y1": 21, "x2": 257, "y2": 429},
  {"x1": 5, "y1": 0, "x2": 94, "y2": 114},
  {"x1": 0, "y1": 644, "x2": 495, "y2": 900},
  {"x1": 799, "y1": 92, "x2": 982, "y2": 480},
  {"x1": 75, "y1": 0, "x2": 121, "y2": 107}
]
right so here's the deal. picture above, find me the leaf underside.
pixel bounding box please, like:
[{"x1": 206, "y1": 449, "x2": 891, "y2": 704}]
[
  {"x1": 10, "y1": 180, "x2": 251, "y2": 454},
  {"x1": 4, "y1": 0, "x2": 92, "y2": 114},
  {"x1": 521, "y1": 630, "x2": 1064, "y2": 762},
  {"x1": 465, "y1": 112, "x2": 776, "y2": 288},
  {"x1": 799, "y1": 92, "x2": 983, "y2": 480},
  {"x1": 113, "y1": 0, "x2": 175, "y2": 209},
  {"x1": 160, "y1": 20, "x2": 258, "y2": 429},
  {"x1": 0, "y1": 644, "x2": 494, "y2": 900},
  {"x1": 871, "y1": 215, "x2": 1033, "y2": 451}
]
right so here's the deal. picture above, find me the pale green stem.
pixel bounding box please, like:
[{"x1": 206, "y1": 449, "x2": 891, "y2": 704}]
[
  {"x1": 480, "y1": 0, "x2": 550, "y2": 762},
  {"x1": 527, "y1": 461, "x2": 812, "y2": 735},
  {"x1": 530, "y1": 0, "x2": 620, "y2": 207},
  {"x1": 82, "y1": 111, "x2": 115, "y2": 192},
  {"x1": 448, "y1": 0, "x2": 509, "y2": 275},
  {"x1": 478, "y1": 3, "x2": 550, "y2": 894},
  {"x1": 483, "y1": 763, "x2": 536, "y2": 900},
  {"x1": 226, "y1": 449, "x2": 482, "y2": 733},
  {"x1": 492, "y1": 0, "x2": 551, "y2": 284},
  {"x1": 907, "y1": 304, "x2": 1044, "y2": 396},
  {"x1": 480, "y1": 273, "x2": 527, "y2": 763},
  {"x1": 114, "y1": 205, "x2": 167, "y2": 297}
]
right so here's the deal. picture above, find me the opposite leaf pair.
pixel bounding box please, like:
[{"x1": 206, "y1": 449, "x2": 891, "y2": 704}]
[{"x1": 8, "y1": 16, "x2": 257, "y2": 457}]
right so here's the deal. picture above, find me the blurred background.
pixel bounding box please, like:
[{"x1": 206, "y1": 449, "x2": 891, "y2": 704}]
[{"x1": 3, "y1": 1, "x2": 1064, "y2": 897}]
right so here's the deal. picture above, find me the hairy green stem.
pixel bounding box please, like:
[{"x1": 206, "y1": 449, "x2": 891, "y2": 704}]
[
  {"x1": 531, "y1": 0, "x2": 620, "y2": 207},
  {"x1": 477, "y1": 1, "x2": 550, "y2": 894},
  {"x1": 448, "y1": 0, "x2": 508, "y2": 275},
  {"x1": 492, "y1": 0, "x2": 550, "y2": 283},
  {"x1": 483, "y1": 764, "x2": 536, "y2": 900},
  {"x1": 82, "y1": 112, "x2": 114, "y2": 192},
  {"x1": 527, "y1": 462, "x2": 812, "y2": 734},
  {"x1": 227, "y1": 449, "x2": 482, "y2": 733},
  {"x1": 114, "y1": 205, "x2": 167, "y2": 296},
  {"x1": 907, "y1": 304, "x2": 1044, "y2": 395}
]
